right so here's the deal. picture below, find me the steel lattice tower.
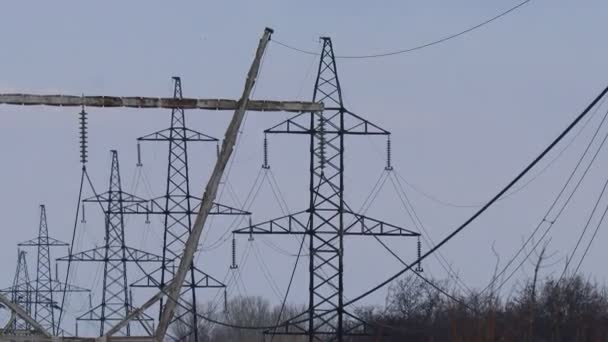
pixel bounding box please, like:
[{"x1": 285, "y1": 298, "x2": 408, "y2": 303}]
[
  {"x1": 131, "y1": 77, "x2": 249, "y2": 341},
  {"x1": 8, "y1": 250, "x2": 33, "y2": 333},
  {"x1": 1, "y1": 206, "x2": 90, "y2": 336},
  {"x1": 17, "y1": 205, "x2": 67, "y2": 335},
  {"x1": 234, "y1": 37, "x2": 420, "y2": 341},
  {"x1": 60, "y1": 151, "x2": 163, "y2": 336}
]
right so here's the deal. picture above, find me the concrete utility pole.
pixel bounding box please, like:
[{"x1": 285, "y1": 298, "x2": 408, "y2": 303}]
[{"x1": 155, "y1": 27, "x2": 274, "y2": 340}]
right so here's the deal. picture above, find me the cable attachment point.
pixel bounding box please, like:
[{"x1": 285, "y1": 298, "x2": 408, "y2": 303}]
[
  {"x1": 136, "y1": 142, "x2": 143, "y2": 167},
  {"x1": 80, "y1": 203, "x2": 87, "y2": 224},
  {"x1": 415, "y1": 236, "x2": 424, "y2": 273},
  {"x1": 145, "y1": 204, "x2": 150, "y2": 224},
  {"x1": 223, "y1": 288, "x2": 229, "y2": 314},
  {"x1": 262, "y1": 134, "x2": 270, "y2": 169},
  {"x1": 79, "y1": 103, "x2": 88, "y2": 165},
  {"x1": 248, "y1": 217, "x2": 255, "y2": 241},
  {"x1": 230, "y1": 234, "x2": 238, "y2": 269},
  {"x1": 385, "y1": 136, "x2": 393, "y2": 171}
]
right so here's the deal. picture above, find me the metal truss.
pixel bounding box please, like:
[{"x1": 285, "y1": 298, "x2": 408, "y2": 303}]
[
  {"x1": 234, "y1": 37, "x2": 420, "y2": 341},
  {"x1": 6, "y1": 250, "x2": 33, "y2": 334},
  {"x1": 58, "y1": 151, "x2": 161, "y2": 337},
  {"x1": 11, "y1": 205, "x2": 91, "y2": 335},
  {"x1": 132, "y1": 77, "x2": 249, "y2": 341}
]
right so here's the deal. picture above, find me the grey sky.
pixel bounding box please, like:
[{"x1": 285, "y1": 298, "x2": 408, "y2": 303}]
[{"x1": 1, "y1": 0, "x2": 608, "y2": 335}]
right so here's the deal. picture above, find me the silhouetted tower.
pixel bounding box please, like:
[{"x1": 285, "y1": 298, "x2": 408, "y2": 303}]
[
  {"x1": 17, "y1": 205, "x2": 67, "y2": 334},
  {"x1": 9, "y1": 250, "x2": 33, "y2": 333},
  {"x1": 234, "y1": 38, "x2": 419, "y2": 341},
  {"x1": 132, "y1": 77, "x2": 249, "y2": 341},
  {"x1": 61, "y1": 151, "x2": 162, "y2": 336}
]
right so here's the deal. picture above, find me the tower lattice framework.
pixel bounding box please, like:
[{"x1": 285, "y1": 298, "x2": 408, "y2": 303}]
[
  {"x1": 234, "y1": 37, "x2": 419, "y2": 341},
  {"x1": 130, "y1": 77, "x2": 249, "y2": 341},
  {"x1": 60, "y1": 151, "x2": 163, "y2": 336},
  {"x1": 8, "y1": 250, "x2": 33, "y2": 333}
]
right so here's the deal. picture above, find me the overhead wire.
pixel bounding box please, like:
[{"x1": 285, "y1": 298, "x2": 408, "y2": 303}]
[
  {"x1": 387, "y1": 95, "x2": 605, "y2": 209},
  {"x1": 269, "y1": 228, "x2": 307, "y2": 341},
  {"x1": 560, "y1": 172, "x2": 608, "y2": 280},
  {"x1": 341, "y1": 83, "x2": 608, "y2": 309},
  {"x1": 272, "y1": 0, "x2": 532, "y2": 59},
  {"x1": 484, "y1": 104, "x2": 608, "y2": 294},
  {"x1": 389, "y1": 173, "x2": 473, "y2": 295},
  {"x1": 57, "y1": 167, "x2": 86, "y2": 332}
]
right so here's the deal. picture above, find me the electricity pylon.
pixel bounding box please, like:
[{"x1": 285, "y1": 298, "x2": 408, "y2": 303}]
[
  {"x1": 7, "y1": 250, "x2": 33, "y2": 334},
  {"x1": 59, "y1": 151, "x2": 163, "y2": 336},
  {"x1": 130, "y1": 77, "x2": 249, "y2": 341},
  {"x1": 16, "y1": 205, "x2": 90, "y2": 335},
  {"x1": 234, "y1": 37, "x2": 420, "y2": 341}
]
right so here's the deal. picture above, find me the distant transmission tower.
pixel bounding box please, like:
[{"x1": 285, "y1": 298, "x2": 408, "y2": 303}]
[
  {"x1": 234, "y1": 37, "x2": 420, "y2": 341},
  {"x1": 131, "y1": 77, "x2": 249, "y2": 341},
  {"x1": 1, "y1": 207, "x2": 89, "y2": 336},
  {"x1": 60, "y1": 150, "x2": 163, "y2": 336},
  {"x1": 17, "y1": 205, "x2": 89, "y2": 335},
  {"x1": 7, "y1": 250, "x2": 33, "y2": 334}
]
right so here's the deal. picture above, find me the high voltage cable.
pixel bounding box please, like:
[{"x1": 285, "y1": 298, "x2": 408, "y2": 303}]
[
  {"x1": 389, "y1": 172, "x2": 474, "y2": 295},
  {"x1": 342, "y1": 83, "x2": 608, "y2": 309},
  {"x1": 341, "y1": 186, "x2": 473, "y2": 310},
  {"x1": 560, "y1": 172, "x2": 608, "y2": 280},
  {"x1": 272, "y1": 0, "x2": 532, "y2": 59},
  {"x1": 57, "y1": 167, "x2": 86, "y2": 332},
  {"x1": 485, "y1": 106, "x2": 608, "y2": 294}
]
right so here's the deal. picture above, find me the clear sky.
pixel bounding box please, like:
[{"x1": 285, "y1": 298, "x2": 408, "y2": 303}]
[{"x1": 1, "y1": 0, "x2": 608, "y2": 335}]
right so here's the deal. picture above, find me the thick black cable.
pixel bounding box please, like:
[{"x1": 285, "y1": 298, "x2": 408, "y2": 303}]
[
  {"x1": 372, "y1": 236, "x2": 475, "y2": 313},
  {"x1": 485, "y1": 106, "x2": 608, "y2": 293},
  {"x1": 273, "y1": 0, "x2": 532, "y2": 59},
  {"x1": 340, "y1": 183, "x2": 473, "y2": 309},
  {"x1": 390, "y1": 172, "x2": 473, "y2": 295},
  {"x1": 343, "y1": 84, "x2": 608, "y2": 308},
  {"x1": 57, "y1": 166, "x2": 86, "y2": 332}
]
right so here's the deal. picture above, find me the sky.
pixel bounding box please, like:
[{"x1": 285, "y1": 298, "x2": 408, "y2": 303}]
[{"x1": 1, "y1": 0, "x2": 608, "y2": 336}]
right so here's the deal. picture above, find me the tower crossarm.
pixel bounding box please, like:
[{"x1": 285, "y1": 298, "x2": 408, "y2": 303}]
[
  {"x1": 57, "y1": 246, "x2": 164, "y2": 263},
  {"x1": 83, "y1": 191, "x2": 148, "y2": 205},
  {"x1": 17, "y1": 236, "x2": 68, "y2": 247},
  {"x1": 233, "y1": 210, "x2": 310, "y2": 235},
  {"x1": 233, "y1": 209, "x2": 419, "y2": 237},
  {"x1": 264, "y1": 110, "x2": 390, "y2": 135},
  {"x1": 342, "y1": 211, "x2": 419, "y2": 237},
  {"x1": 130, "y1": 264, "x2": 224, "y2": 289},
  {"x1": 137, "y1": 127, "x2": 218, "y2": 142},
  {"x1": 1, "y1": 280, "x2": 90, "y2": 294},
  {"x1": 119, "y1": 195, "x2": 250, "y2": 216}
]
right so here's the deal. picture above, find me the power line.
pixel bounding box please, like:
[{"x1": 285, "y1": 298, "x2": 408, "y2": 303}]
[
  {"x1": 342, "y1": 83, "x2": 608, "y2": 309},
  {"x1": 486, "y1": 106, "x2": 608, "y2": 294},
  {"x1": 272, "y1": 0, "x2": 532, "y2": 59}
]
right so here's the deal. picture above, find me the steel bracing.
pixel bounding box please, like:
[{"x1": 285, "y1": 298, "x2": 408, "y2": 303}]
[
  {"x1": 233, "y1": 37, "x2": 419, "y2": 341},
  {"x1": 7, "y1": 250, "x2": 33, "y2": 334},
  {"x1": 59, "y1": 151, "x2": 162, "y2": 336},
  {"x1": 129, "y1": 77, "x2": 249, "y2": 341},
  {"x1": 13, "y1": 205, "x2": 89, "y2": 335}
]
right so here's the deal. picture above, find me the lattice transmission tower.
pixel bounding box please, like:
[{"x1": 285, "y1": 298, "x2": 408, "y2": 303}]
[
  {"x1": 17, "y1": 205, "x2": 90, "y2": 335},
  {"x1": 234, "y1": 37, "x2": 420, "y2": 341},
  {"x1": 59, "y1": 150, "x2": 163, "y2": 336},
  {"x1": 7, "y1": 250, "x2": 33, "y2": 334},
  {"x1": 130, "y1": 77, "x2": 249, "y2": 341}
]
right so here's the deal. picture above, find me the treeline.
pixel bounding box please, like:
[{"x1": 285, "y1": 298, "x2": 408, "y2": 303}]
[
  {"x1": 175, "y1": 274, "x2": 608, "y2": 341},
  {"x1": 359, "y1": 274, "x2": 608, "y2": 342}
]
